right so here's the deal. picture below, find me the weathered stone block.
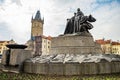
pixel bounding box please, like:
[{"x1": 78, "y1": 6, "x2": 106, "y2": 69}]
[
  {"x1": 118, "y1": 62, "x2": 120, "y2": 72},
  {"x1": 48, "y1": 62, "x2": 64, "y2": 75},
  {"x1": 85, "y1": 63, "x2": 98, "y2": 75},
  {"x1": 79, "y1": 63, "x2": 84, "y2": 75},
  {"x1": 111, "y1": 62, "x2": 116, "y2": 73},
  {"x1": 50, "y1": 35, "x2": 102, "y2": 54},
  {"x1": 23, "y1": 61, "x2": 32, "y2": 73},
  {"x1": 112, "y1": 62, "x2": 120, "y2": 73},
  {"x1": 9, "y1": 49, "x2": 32, "y2": 66},
  {"x1": 2, "y1": 66, "x2": 20, "y2": 73},
  {"x1": 36, "y1": 63, "x2": 48, "y2": 74},
  {"x1": 1, "y1": 50, "x2": 9, "y2": 65},
  {"x1": 65, "y1": 62, "x2": 79, "y2": 75},
  {"x1": 52, "y1": 35, "x2": 94, "y2": 47},
  {"x1": 0, "y1": 60, "x2": 2, "y2": 70},
  {"x1": 98, "y1": 62, "x2": 105, "y2": 74},
  {"x1": 98, "y1": 62, "x2": 111, "y2": 74},
  {"x1": 105, "y1": 62, "x2": 111, "y2": 73},
  {"x1": 31, "y1": 63, "x2": 37, "y2": 73}
]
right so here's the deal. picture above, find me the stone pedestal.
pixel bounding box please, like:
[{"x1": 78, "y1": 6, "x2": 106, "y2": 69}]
[
  {"x1": 50, "y1": 34, "x2": 102, "y2": 54},
  {"x1": 1, "y1": 49, "x2": 32, "y2": 73},
  {"x1": 9, "y1": 49, "x2": 32, "y2": 65},
  {"x1": 1, "y1": 50, "x2": 8, "y2": 65},
  {"x1": 0, "y1": 59, "x2": 1, "y2": 70}
]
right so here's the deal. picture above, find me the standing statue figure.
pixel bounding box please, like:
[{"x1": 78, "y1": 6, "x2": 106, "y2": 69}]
[
  {"x1": 64, "y1": 8, "x2": 96, "y2": 34},
  {"x1": 76, "y1": 8, "x2": 84, "y2": 16}
]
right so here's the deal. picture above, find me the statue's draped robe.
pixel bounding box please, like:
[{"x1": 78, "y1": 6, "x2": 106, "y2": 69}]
[
  {"x1": 64, "y1": 18, "x2": 74, "y2": 34},
  {"x1": 64, "y1": 14, "x2": 96, "y2": 34}
]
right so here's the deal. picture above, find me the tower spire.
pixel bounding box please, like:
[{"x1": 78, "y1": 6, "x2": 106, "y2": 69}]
[
  {"x1": 42, "y1": 17, "x2": 44, "y2": 24},
  {"x1": 31, "y1": 15, "x2": 33, "y2": 22},
  {"x1": 34, "y1": 10, "x2": 41, "y2": 20},
  {"x1": 31, "y1": 10, "x2": 44, "y2": 39}
]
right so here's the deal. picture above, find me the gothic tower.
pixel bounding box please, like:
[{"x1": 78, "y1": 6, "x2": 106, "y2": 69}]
[{"x1": 31, "y1": 10, "x2": 44, "y2": 40}]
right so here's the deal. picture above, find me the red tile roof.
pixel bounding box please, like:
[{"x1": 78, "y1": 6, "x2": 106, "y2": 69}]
[
  {"x1": 35, "y1": 35, "x2": 52, "y2": 40},
  {"x1": 0, "y1": 41, "x2": 9, "y2": 43},
  {"x1": 96, "y1": 39, "x2": 120, "y2": 45},
  {"x1": 95, "y1": 39, "x2": 105, "y2": 44},
  {"x1": 111, "y1": 41, "x2": 120, "y2": 45}
]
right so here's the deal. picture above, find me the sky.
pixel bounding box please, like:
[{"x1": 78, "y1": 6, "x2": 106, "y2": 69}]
[{"x1": 0, "y1": 0, "x2": 120, "y2": 44}]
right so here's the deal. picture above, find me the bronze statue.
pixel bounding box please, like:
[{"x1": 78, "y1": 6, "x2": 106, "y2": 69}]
[{"x1": 64, "y1": 8, "x2": 96, "y2": 34}]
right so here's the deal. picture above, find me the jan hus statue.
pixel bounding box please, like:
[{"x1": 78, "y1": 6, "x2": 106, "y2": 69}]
[{"x1": 64, "y1": 8, "x2": 96, "y2": 34}]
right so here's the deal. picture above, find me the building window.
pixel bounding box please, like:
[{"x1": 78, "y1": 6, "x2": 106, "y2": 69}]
[
  {"x1": 48, "y1": 42, "x2": 49, "y2": 44},
  {"x1": 44, "y1": 45, "x2": 46, "y2": 48}
]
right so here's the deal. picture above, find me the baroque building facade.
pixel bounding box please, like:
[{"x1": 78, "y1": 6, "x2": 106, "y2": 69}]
[
  {"x1": 0, "y1": 39, "x2": 15, "y2": 55},
  {"x1": 26, "y1": 10, "x2": 51, "y2": 56},
  {"x1": 96, "y1": 39, "x2": 120, "y2": 55}
]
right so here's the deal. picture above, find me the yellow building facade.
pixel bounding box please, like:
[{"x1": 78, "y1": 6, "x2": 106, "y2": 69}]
[
  {"x1": 111, "y1": 43, "x2": 120, "y2": 54},
  {"x1": 0, "y1": 41, "x2": 9, "y2": 54},
  {"x1": 96, "y1": 39, "x2": 120, "y2": 55},
  {"x1": 42, "y1": 36, "x2": 51, "y2": 55},
  {"x1": 0, "y1": 39, "x2": 15, "y2": 55}
]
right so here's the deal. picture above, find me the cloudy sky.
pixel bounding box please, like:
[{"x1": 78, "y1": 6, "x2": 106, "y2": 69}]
[{"x1": 0, "y1": 0, "x2": 120, "y2": 44}]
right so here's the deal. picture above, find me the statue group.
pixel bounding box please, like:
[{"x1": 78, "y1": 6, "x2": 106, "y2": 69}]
[{"x1": 64, "y1": 8, "x2": 96, "y2": 34}]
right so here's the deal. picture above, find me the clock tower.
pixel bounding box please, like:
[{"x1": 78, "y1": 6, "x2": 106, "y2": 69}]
[{"x1": 31, "y1": 10, "x2": 44, "y2": 40}]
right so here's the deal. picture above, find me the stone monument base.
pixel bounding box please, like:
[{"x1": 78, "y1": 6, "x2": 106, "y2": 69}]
[
  {"x1": 24, "y1": 53, "x2": 120, "y2": 75},
  {"x1": 50, "y1": 33, "x2": 102, "y2": 54},
  {"x1": 2, "y1": 66, "x2": 21, "y2": 73},
  {"x1": 0, "y1": 59, "x2": 1, "y2": 71},
  {"x1": 1, "y1": 49, "x2": 32, "y2": 73}
]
